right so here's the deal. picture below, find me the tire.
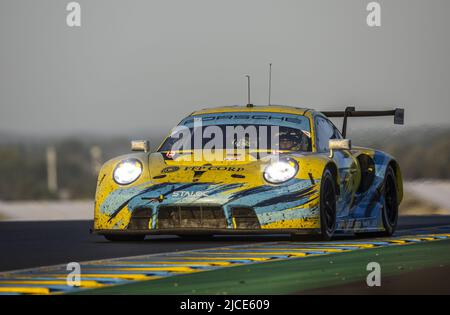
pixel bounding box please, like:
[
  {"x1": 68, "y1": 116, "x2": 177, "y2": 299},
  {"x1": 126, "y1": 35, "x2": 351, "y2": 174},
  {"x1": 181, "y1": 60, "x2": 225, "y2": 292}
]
[
  {"x1": 103, "y1": 234, "x2": 145, "y2": 242},
  {"x1": 355, "y1": 166, "x2": 398, "y2": 238},
  {"x1": 319, "y1": 168, "x2": 337, "y2": 241}
]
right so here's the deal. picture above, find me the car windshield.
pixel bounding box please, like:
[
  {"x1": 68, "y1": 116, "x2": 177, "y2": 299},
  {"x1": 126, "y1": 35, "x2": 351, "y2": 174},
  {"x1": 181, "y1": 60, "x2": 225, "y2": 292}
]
[{"x1": 158, "y1": 124, "x2": 312, "y2": 152}]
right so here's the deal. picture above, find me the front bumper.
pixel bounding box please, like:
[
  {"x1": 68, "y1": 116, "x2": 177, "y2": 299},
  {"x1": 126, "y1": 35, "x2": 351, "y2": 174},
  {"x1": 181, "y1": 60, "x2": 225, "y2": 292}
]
[{"x1": 95, "y1": 179, "x2": 321, "y2": 231}]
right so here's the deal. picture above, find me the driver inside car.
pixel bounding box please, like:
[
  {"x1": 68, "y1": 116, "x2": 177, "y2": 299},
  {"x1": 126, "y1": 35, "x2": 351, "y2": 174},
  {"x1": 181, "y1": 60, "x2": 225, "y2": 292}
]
[{"x1": 278, "y1": 130, "x2": 311, "y2": 151}]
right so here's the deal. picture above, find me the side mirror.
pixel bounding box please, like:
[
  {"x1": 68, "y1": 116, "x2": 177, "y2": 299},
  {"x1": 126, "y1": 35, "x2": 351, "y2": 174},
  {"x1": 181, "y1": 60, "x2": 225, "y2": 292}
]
[
  {"x1": 131, "y1": 140, "x2": 150, "y2": 152},
  {"x1": 329, "y1": 139, "x2": 351, "y2": 151}
]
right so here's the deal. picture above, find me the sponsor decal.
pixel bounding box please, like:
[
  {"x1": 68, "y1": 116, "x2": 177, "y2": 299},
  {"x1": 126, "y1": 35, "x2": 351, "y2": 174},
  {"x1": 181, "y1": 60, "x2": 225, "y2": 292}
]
[
  {"x1": 193, "y1": 170, "x2": 206, "y2": 182},
  {"x1": 184, "y1": 166, "x2": 244, "y2": 172},
  {"x1": 172, "y1": 191, "x2": 209, "y2": 198},
  {"x1": 161, "y1": 166, "x2": 180, "y2": 173}
]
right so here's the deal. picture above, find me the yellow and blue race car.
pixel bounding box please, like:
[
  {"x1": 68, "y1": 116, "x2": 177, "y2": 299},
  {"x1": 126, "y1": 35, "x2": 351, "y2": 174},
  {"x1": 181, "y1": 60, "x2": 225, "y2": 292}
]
[{"x1": 93, "y1": 105, "x2": 404, "y2": 241}]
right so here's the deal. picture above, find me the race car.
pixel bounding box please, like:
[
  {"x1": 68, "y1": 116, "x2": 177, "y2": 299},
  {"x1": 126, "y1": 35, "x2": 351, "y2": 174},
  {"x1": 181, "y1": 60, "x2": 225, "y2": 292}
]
[{"x1": 93, "y1": 105, "x2": 404, "y2": 241}]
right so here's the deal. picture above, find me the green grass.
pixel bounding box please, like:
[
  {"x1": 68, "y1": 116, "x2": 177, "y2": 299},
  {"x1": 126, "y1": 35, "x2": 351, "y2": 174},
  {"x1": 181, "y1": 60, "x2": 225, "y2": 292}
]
[{"x1": 79, "y1": 239, "x2": 450, "y2": 295}]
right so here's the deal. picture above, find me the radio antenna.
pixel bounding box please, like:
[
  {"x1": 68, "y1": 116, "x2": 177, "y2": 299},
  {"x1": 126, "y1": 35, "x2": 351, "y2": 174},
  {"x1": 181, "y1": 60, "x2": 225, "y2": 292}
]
[
  {"x1": 245, "y1": 75, "x2": 253, "y2": 107},
  {"x1": 268, "y1": 63, "x2": 272, "y2": 105}
]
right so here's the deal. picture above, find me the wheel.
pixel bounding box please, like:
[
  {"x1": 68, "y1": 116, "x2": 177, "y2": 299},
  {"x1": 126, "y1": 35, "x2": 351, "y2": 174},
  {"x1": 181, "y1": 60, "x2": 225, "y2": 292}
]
[
  {"x1": 319, "y1": 168, "x2": 337, "y2": 241},
  {"x1": 355, "y1": 166, "x2": 398, "y2": 238},
  {"x1": 177, "y1": 234, "x2": 213, "y2": 241},
  {"x1": 378, "y1": 166, "x2": 398, "y2": 236},
  {"x1": 103, "y1": 234, "x2": 145, "y2": 242}
]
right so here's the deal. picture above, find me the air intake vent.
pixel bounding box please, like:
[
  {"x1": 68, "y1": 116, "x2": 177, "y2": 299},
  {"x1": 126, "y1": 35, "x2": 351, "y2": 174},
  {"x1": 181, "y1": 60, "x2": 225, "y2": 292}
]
[
  {"x1": 231, "y1": 207, "x2": 260, "y2": 229},
  {"x1": 158, "y1": 205, "x2": 226, "y2": 229},
  {"x1": 127, "y1": 208, "x2": 152, "y2": 230}
]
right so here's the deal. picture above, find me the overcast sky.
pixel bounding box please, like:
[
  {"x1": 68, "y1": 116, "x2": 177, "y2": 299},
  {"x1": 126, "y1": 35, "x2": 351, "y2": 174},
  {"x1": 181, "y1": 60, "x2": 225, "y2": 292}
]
[{"x1": 0, "y1": 0, "x2": 449, "y2": 138}]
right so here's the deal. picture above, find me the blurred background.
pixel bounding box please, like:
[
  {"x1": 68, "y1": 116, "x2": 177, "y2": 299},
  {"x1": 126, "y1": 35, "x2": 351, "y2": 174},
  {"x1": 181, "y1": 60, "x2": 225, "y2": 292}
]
[{"x1": 0, "y1": 0, "x2": 449, "y2": 220}]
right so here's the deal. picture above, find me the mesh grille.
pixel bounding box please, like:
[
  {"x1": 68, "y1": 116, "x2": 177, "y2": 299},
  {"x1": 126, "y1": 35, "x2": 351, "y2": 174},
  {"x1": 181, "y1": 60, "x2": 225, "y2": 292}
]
[
  {"x1": 231, "y1": 207, "x2": 260, "y2": 229},
  {"x1": 127, "y1": 208, "x2": 152, "y2": 230},
  {"x1": 158, "y1": 205, "x2": 227, "y2": 229}
]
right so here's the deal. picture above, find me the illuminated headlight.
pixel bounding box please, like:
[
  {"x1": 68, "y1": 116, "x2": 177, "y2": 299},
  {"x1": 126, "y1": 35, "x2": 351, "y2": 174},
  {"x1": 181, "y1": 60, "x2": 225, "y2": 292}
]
[
  {"x1": 113, "y1": 159, "x2": 143, "y2": 185},
  {"x1": 263, "y1": 158, "x2": 298, "y2": 184}
]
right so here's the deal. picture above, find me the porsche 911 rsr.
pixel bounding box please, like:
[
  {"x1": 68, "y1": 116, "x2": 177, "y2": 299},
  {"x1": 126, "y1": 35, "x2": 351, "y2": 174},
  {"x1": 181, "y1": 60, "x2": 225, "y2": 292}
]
[{"x1": 93, "y1": 105, "x2": 404, "y2": 241}]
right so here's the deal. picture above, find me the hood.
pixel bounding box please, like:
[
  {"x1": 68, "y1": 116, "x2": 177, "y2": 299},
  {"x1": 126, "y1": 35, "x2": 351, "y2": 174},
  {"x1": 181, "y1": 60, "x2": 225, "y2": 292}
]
[{"x1": 147, "y1": 151, "x2": 272, "y2": 185}]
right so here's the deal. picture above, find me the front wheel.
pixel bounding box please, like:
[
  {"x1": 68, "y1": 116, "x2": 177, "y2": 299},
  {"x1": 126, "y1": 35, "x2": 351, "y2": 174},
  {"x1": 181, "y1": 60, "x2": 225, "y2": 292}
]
[
  {"x1": 103, "y1": 234, "x2": 145, "y2": 242},
  {"x1": 319, "y1": 168, "x2": 337, "y2": 241}
]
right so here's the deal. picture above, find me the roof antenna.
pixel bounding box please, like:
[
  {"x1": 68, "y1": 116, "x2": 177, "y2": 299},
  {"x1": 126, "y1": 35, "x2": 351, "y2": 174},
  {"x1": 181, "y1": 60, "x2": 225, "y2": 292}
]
[
  {"x1": 245, "y1": 75, "x2": 253, "y2": 107},
  {"x1": 268, "y1": 63, "x2": 272, "y2": 105}
]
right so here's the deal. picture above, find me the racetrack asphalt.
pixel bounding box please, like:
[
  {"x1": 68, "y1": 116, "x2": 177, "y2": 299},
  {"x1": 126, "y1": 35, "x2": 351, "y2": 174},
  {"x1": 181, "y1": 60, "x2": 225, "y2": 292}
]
[{"x1": 1, "y1": 215, "x2": 450, "y2": 272}]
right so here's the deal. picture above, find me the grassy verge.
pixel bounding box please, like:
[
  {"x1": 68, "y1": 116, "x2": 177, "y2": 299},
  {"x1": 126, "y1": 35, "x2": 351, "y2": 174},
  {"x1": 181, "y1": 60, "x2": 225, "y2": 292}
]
[{"x1": 78, "y1": 239, "x2": 450, "y2": 294}]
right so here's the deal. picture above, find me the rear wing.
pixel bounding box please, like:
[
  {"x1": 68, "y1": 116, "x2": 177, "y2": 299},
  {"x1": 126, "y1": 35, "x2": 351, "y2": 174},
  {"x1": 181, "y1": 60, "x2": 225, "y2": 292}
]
[{"x1": 322, "y1": 107, "x2": 404, "y2": 138}]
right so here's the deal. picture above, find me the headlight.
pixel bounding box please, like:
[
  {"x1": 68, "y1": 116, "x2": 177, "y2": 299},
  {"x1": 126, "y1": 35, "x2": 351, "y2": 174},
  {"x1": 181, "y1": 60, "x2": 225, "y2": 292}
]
[
  {"x1": 263, "y1": 158, "x2": 298, "y2": 184},
  {"x1": 113, "y1": 159, "x2": 143, "y2": 185}
]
